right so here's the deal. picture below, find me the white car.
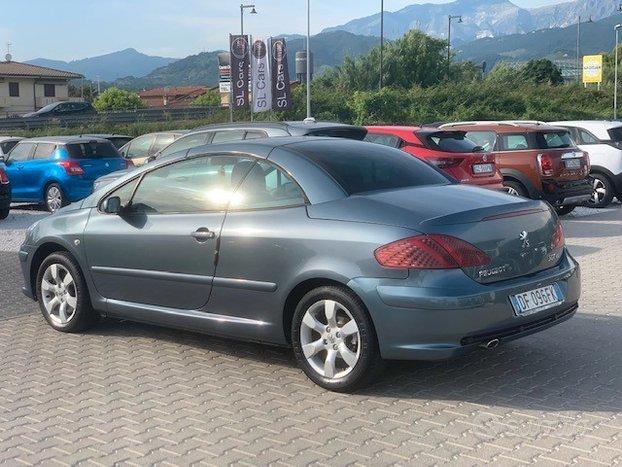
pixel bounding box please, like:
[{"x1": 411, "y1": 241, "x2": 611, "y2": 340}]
[
  {"x1": 549, "y1": 121, "x2": 622, "y2": 207},
  {"x1": 0, "y1": 136, "x2": 23, "y2": 159}
]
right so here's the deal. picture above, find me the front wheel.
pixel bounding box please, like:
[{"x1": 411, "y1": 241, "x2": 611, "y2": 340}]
[
  {"x1": 503, "y1": 180, "x2": 528, "y2": 198},
  {"x1": 291, "y1": 286, "x2": 383, "y2": 392},
  {"x1": 586, "y1": 173, "x2": 614, "y2": 208},
  {"x1": 45, "y1": 183, "x2": 67, "y2": 213},
  {"x1": 36, "y1": 252, "x2": 97, "y2": 332},
  {"x1": 555, "y1": 205, "x2": 576, "y2": 216}
]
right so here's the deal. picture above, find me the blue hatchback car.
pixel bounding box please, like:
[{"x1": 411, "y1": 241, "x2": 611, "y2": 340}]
[{"x1": 1, "y1": 137, "x2": 128, "y2": 212}]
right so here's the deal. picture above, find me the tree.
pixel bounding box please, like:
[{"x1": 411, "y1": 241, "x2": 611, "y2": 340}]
[
  {"x1": 521, "y1": 59, "x2": 564, "y2": 86},
  {"x1": 92, "y1": 87, "x2": 146, "y2": 111},
  {"x1": 192, "y1": 90, "x2": 222, "y2": 107}
]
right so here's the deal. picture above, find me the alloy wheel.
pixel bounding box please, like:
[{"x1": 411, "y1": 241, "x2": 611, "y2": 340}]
[
  {"x1": 588, "y1": 178, "x2": 607, "y2": 206},
  {"x1": 46, "y1": 186, "x2": 63, "y2": 212},
  {"x1": 506, "y1": 186, "x2": 520, "y2": 196},
  {"x1": 41, "y1": 264, "x2": 77, "y2": 326},
  {"x1": 299, "y1": 299, "x2": 361, "y2": 379}
]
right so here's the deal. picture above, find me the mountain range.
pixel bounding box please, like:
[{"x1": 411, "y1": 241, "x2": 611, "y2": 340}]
[
  {"x1": 324, "y1": 0, "x2": 622, "y2": 43},
  {"x1": 23, "y1": 0, "x2": 622, "y2": 90},
  {"x1": 25, "y1": 48, "x2": 178, "y2": 82}
]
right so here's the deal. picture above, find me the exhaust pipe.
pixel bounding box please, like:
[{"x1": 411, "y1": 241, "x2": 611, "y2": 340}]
[{"x1": 479, "y1": 338, "x2": 500, "y2": 350}]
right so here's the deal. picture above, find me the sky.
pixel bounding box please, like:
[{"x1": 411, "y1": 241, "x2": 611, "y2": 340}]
[{"x1": 0, "y1": 0, "x2": 573, "y2": 62}]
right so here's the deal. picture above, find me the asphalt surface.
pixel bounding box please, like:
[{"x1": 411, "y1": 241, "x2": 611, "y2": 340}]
[{"x1": 1, "y1": 203, "x2": 621, "y2": 465}]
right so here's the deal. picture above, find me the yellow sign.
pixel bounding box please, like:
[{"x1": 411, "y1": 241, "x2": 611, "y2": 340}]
[{"x1": 582, "y1": 55, "x2": 603, "y2": 84}]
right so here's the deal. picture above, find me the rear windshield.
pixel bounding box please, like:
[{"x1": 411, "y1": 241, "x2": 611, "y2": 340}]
[
  {"x1": 534, "y1": 131, "x2": 574, "y2": 149},
  {"x1": 297, "y1": 142, "x2": 450, "y2": 195},
  {"x1": 423, "y1": 131, "x2": 482, "y2": 153},
  {"x1": 67, "y1": 142, "x2": 120, "y2": 159},
  {"x1": 0, "y1": 140, "x2": 19, "y2": 154},
  {"x1": 608, "y1": 126, "x2": 622, "y2": 142}
]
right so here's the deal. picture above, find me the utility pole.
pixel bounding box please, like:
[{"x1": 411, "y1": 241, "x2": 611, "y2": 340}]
[
  {"x1": 379, "y1": 0, "x2": 384, "y2": 89},
  {"x1": 306, "y1": 0, "x2": 311, "y2": 119},
  {"x1": 447, "y1": 15, "x2": 462, "y2": 78},
  {"x1": 615, "y1": 24, "x2": 621, "y2": 120}
]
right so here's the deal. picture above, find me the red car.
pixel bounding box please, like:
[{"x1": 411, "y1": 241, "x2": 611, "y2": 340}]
[{"x1": 365, "y1": 126, "x2": 504, "y2": 190}]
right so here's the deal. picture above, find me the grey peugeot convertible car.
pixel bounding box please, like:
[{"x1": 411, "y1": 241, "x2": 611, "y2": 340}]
[{"x1": 19, "y1": 137, "x2": 580, "y2": 391}]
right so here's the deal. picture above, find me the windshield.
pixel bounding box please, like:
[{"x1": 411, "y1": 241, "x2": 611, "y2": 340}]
[
  {"x1": 37, "y1": 103, "x2": 59, "y2": 113},
  {"x1": 608, "y1": 126, "x2": 622, "y2": 142},
  {"x1": 297, "y1": 141, "x2": 450, "y2": 195},
  {"x1": 535, "y1": 131, "x2": 574, "y2": 149},
  {"x1": 67, "y1": 142, "x2": 120, "y2": 159},
  {"x1": 423, "y1": 131, "x2": 482, "y2": 153}
]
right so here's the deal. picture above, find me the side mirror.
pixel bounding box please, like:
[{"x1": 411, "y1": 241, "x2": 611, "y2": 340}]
[{"x1": 103, "y1": 196, "x2": 122, "y2": 214}]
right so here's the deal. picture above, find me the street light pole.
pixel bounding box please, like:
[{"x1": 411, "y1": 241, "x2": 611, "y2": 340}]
[
  {"x1": 577, "y1": 16, "x2": 581, "y2": 83},
  {"x1": 306, "y1": 0, "x2": 311, "y2": 119},
  {"x1": 237, "y1": 4, "x2": 256, "y2": 122},
  {"x1": 447, "y1": 15, "x2": 462, "y2": 78},
  {"x1": 379, "y1": 0, "x2": 384, "y2": 89},
  {"x1": 615, "y1": 25, "x2": 621, "y2": 120}
]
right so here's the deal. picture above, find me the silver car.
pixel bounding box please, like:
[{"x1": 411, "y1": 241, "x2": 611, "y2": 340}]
[{"x1": 19, "y1": 137, "x2": 580, "y2": 391}]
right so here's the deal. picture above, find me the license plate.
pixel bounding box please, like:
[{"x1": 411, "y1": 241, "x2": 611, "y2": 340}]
[
  {"x1": 509, "y1": 284, "x2": 563, "y2": 317},
  {"x1": 473, "y1": 163, "x2": 494, "y2": 174},
  {"x1": 564, "y1": 159, "x2": 581, "y2": 169}
]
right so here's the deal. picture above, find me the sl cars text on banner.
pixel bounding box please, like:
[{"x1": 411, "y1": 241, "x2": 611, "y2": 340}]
[
  {"x1": 230, "y1": 34, "x2": 250, "y2": 110},
  {"x1": 270, "y1": 38, "x2": 292, "y2": 111},
  {"x1": 251, "y1": 37, "x2": 272, "y2": 113}
]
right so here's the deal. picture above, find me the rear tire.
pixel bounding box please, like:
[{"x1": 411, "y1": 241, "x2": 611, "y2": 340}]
[
  {"x1": 585, "y1": 173, "x2": 614, "y2": 208},
  {"x1": 291, "y1": 286, "x2": 383, "y2": 392},
  {"x1": 36, "y1": 252, "x2": 97, "y2": 333},
  {"x1": 45, "y1": 183, "x2": 67, "y2": 213},
  {"x1": 0, "y1": 208, "x2": 8, "y2": 220},
  {"x1": 555, "y1": 205, "x2": 576, "y2": 216},
  {"x1": 504, "y1": 180, "x2": 528, "y2": 198}
]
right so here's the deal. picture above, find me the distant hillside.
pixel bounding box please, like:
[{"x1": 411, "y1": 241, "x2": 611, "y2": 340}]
[
  {"x1": 114, "y1": 31, "x2": 379, "y2": 90},
  {"x1": 456, "y1": 13, "x2": 619, "y2": 69},
  {"x1": 26, "y1": 48, "x2": 178, "y2": 82},
  {"x1": 324, "y1": 0, "x2": 621, "y2": 43}
]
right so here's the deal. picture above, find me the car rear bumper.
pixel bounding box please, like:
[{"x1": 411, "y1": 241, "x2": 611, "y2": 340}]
[
  {"x1": 348, "y1": 249, "x2": 580, "y2": 361},
  {"x1": 541, "y1": 178, "x2": 592, "y2": 206}
]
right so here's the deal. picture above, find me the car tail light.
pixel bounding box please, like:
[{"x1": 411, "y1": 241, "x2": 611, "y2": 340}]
[
  {"x1": 428, "y1": 157, "x2": 463, "y2": 169},
  {"x1": 0, "y1": 168, "x2": 9, "y2": 184},
  {"x1": 58, "y1": 160, "x2": 84, "y2": 176},
  {"x1": 583, "y1": 151, "x2": 590, "y2": 174},
  {"x1": 552, "y1": 222, "x2": 565, "y2": 249},
  {"x1": 537, "y1": 153, "x2": 554, "y2": 177},
  {"x1": 374, "y1": 234, "x2": 491, "y2": 270}
]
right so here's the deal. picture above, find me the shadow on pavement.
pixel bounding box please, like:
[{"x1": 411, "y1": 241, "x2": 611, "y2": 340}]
[{"x1": 88, "y1": 310, "x2": 622, "y2": 413}]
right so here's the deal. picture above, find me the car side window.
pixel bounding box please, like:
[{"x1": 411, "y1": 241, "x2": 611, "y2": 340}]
[
  {"x1": 231, "y1": 160, "x2": 306, "y2": 211},
  {"x1": 128, "y1": 155, "x2": 256, "y2": 214},
  {"x1": 101, "y1": 178, "x2": 140, "y2": 207},
  {"x1": 33, "y1": 143, "x2": 57, "y2": 160},
  {"x1": 7, "y1": 142, "x2": 35, "y2": 161},
  {"x1": 212, "y1": 130, "x2": 246, "y2": 143},
  {"x1": 1, "y1": 140, "x2": 19, "y2": 155},
  {"x1": 151, "y1": 133, "x2": 177, "y2": 154},
  {"x1": 500, "y1": 134, "x2": 529, "y2": 151},
  {"x1": 465, "y1": 131, "x2": 497, "y2": 152},
  {"x1": 578, "y1": 129, "x2": 599, "y2": 144},
  {"x1": 364, "y1": 133, "x2": 402, "y2": 148},
  {"x1": 158, "y1": 132, "x2": 209, "y2": 158},
  {"x1": 125, "y1": 135, "x2": 156, "y2": 158},
  {"x1": 244, "y1": 130, "x2": 268, "y2": 140}
]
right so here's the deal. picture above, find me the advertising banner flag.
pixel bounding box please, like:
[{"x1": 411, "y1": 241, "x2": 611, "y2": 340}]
[
  {"x1": 583, "y1": 55, "x2": 603, "y2": 84},
  {"x1": 270, "y1": 37, "x2": 292, "y2": 111},
  {"x1": 230, "y1": 34, "x2": 250, "y2": 110},
  {"x1": 251, "y1": 37, "x2": 272, "y2": 113}
]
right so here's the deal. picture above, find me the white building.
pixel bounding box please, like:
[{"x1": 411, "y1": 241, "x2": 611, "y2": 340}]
[{"x1": 0, "y1": 59, "x2": 83, "y2": 116}]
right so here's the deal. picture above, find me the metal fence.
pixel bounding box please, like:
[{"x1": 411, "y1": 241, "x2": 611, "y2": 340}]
[{"x1": 0, "y1": 106, "x2": 221, "y2": 131}]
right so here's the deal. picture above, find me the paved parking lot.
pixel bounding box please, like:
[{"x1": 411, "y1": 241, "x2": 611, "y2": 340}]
[{"x1": 1, "y1": 204, "x2": 621, "y2": 465}]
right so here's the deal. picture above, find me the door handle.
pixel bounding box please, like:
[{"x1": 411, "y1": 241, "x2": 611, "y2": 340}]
[{"x1": 191, "y1": 227, "x2": 215, "y2": 242}]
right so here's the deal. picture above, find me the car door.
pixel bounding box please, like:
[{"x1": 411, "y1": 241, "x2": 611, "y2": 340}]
[
  {"x1": 3, "y1": 142, "x2": 36, "y2": 200},
  {"x1": 29, "y1": 143, "x2": 58, "y2": 197},
  {"x1": 83, "y1": 154, "x2": 257, "y2": 310},
  {"x1": 207, "y1": 159, "x2": 309, "y2": 333}
]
